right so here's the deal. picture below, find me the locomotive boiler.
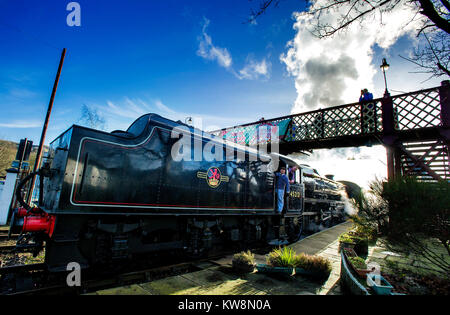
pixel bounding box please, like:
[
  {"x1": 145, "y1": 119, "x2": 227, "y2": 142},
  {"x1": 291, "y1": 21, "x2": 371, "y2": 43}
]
[{"x1": 9, "y1": 114, "x2": 348, "y2": 271}]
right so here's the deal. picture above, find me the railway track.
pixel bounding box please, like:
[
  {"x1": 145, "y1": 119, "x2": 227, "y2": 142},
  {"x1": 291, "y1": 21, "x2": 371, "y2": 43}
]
[
  {"x1": 0, "y1": 237, "x2": 276, "y2": 295},
  {"x1": 0, "y1": 245, "x2": 16, "y2": 254},
  {"x1": 0, "y1": 223, "x2": 338, "y2": 295},
  {"x1": 0, "y1": 249, "x2": 251, "y2": 295},
  {"x1": 0, "y1": 263, "x2": 47, "y2": 275},
  {"x1": 6, "y1": 261, "x2": 200, "y2": 295},
  {"x1": 0, "y1": 230, "x2": 19, "y2": 241}
]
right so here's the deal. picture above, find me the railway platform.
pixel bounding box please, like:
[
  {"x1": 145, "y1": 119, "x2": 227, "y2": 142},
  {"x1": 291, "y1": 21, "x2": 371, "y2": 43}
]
[{"x1": 90, "y1": 221, "x2": 352, "y2": 295}]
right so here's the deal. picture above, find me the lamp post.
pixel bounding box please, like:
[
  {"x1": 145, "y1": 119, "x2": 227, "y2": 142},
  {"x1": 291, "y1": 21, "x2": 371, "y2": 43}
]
[{"x1": 380, "y1": 58, "x2": 390, "y2": 97}]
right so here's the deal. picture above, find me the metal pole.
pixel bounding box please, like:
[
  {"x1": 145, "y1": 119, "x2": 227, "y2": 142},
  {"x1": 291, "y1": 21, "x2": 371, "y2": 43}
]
[
  {"x1": 16, "y1": 138, "x2": 28, "y2": 180},
  {"x1": 27, "y1": 48, "x2": 66, "y2": 204}
]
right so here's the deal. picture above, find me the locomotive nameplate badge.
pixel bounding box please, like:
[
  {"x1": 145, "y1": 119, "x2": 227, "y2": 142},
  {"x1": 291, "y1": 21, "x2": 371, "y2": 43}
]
[
  {"x1": 197, "y1": 167, "x2": 229, "y2": 188},
  {"x1": 290, "y1": 191, "x2": 301, "y2": 198}
]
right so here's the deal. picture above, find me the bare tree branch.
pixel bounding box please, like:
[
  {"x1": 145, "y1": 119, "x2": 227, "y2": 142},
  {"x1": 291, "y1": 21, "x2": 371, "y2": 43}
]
[
  {"x1": 440, "y1": 0, "x2": 450, "y2": 12},
  {"x1": 77, "y1": 104, "x2": 106, "y2": 130},
  {"x1": 417, "y1": 0, "x2": 450, "y2": 33},
  {"x1": 310, "y1": 0, "x2": 393, "y2": 38},
  {"x1": 245, "y1": 0, "x2": 281, "y2": 24}
]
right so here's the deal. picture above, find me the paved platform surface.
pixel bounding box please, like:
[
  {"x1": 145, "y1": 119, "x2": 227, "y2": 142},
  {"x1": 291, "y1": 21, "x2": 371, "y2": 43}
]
[{"x1": 90, "y1": 221, "x2": 353, "y2": 295}]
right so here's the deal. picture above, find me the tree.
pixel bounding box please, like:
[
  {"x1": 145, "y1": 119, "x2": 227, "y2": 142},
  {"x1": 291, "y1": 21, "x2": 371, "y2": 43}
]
[
  {"x1": 0, "y1": 141, "x2": 18, "y2": 177},
  {"x1": 352, "y1": 178, "x2": 450, "y2": 276},
  {"x1": 77, "y1": 104, "x2": 106, "y2": 130},
  {"x1": 0, "y1": 143, "x2": 9, "y2": 177},
  {"x1": 400, "y1": 30, "x2": 450, "y2": 78},
  {"x1": 247, "y1": 0, "x2": 450, "y2": 78}
]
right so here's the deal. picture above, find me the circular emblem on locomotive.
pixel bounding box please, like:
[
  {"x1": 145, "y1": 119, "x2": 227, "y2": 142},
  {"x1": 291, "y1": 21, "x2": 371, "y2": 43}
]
[
  {"x1": 207, "y1": 167, "x2": 221, "y2": 188},
  {"x1": 196, "y1": 167, "x2": 230, "y2": 188}
]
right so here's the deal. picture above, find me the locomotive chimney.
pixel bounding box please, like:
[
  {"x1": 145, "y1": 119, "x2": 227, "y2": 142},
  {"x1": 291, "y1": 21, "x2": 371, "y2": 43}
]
[{"x1": 325, "y1": 174, "x2": 335, "y2": 180}]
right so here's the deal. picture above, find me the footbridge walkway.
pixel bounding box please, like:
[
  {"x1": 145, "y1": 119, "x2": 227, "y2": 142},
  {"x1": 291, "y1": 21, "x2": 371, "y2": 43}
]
[{"x1": 211, "y1": 81, "x2": 450, "y2": 182}]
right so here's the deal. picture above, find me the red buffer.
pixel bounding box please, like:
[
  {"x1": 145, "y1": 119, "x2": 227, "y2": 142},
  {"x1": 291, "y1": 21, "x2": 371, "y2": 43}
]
[{"x1": 16, "y1": 207, "x2": 56, "y2": 238}]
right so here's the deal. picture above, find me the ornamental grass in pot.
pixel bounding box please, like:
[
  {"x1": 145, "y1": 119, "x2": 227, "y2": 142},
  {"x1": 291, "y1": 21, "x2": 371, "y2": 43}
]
[
  {"x1": 232, "y1": 250, "x2": 256, "y2": 273},
  {"x1": 294, "y1": 253, "x2": 332, "y2": 281},
  {"x1": 257, "y1": 247, "x2": 297, "y2": 274}
]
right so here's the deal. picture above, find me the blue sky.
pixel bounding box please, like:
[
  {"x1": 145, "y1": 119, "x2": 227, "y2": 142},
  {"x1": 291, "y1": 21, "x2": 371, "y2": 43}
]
[
  {"x1": 0, "y1": 0, "x2": 308, "y2": 143},
  {"x1": 0, "y1": 0, "x2": 445, "y2": 188}
]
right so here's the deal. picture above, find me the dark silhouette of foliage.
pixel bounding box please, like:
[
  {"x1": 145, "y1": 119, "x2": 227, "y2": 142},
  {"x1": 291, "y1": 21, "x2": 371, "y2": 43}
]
[
  {"x1": 77, "y1": 104, "x2": 106, "y2": 130},
  {"x1": 351, "y1": 177, "x2": 450, "y2": 276}
]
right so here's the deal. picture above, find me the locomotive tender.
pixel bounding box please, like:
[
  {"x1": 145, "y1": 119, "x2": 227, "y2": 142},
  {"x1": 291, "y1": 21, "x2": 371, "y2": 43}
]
[{"x1": 10, "y1": 114, "x2": 347, "y2": 271}]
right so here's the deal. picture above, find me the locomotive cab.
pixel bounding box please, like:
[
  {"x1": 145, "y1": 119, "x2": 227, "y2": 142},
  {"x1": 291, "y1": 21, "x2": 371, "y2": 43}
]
[{"x1": 272, "y1": 156, "x2": 304, "y2": 216}]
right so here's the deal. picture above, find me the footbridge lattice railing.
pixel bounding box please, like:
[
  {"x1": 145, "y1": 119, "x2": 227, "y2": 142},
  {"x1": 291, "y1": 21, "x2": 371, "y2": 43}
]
[{"x1": 210, "y1": 81, "x2": 449, "y2": 182}]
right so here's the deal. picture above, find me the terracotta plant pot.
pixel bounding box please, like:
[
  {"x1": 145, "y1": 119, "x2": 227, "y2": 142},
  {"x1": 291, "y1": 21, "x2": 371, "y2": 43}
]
[
  {"x1": 338, "y1": 241, "x2": 355, "y2": 253},
  {"x1": 344, "y1": 250, "x2": 374, "y2": 279},
  {"x1": 354, "y1": 267, "x2": 374, "y2": 278},
  {"x1": 343, "y1": 247, "x2": 357, "y2": 258}
]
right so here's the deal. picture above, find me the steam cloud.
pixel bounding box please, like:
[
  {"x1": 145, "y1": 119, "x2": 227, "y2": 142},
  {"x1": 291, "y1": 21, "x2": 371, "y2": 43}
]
[{"x1": 281, "y1": 0, "x2": 424, "y2": 112}]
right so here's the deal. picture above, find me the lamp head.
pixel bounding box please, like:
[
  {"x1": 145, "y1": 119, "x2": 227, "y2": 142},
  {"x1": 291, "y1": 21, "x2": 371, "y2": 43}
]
[{"x1": 380, "y1": 58, "x2": 390, "y2": 71}]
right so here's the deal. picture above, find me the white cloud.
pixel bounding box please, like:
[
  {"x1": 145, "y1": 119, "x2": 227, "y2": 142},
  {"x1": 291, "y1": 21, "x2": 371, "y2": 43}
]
[
  {"x1": 281, "y1": 0, "x2": 424, "y2": 113},
  {"x1": 154, "y1": 99, "x2": 177, "y2": 116},
  {"x1": 237, "y1": 56, "x2": 271, "y2": 80},
  {"x1": 197, "y1": 17, "x2": 233, "y2": 69},
  {"x1": 8, "y1": 88, "x2": 37, "y2": 99},
  {"x1": 290, "y1": 146, "x2": 387, "y2": 189},
  {"x1": 0, "y1": 121, "x2": 42, "y2": 128},
  {"x1": 197, "y1": 17, "x2": 271, "y2": 81},
  {"x1": 96, "y1": 97, "x2": 252, "y2": 133}
]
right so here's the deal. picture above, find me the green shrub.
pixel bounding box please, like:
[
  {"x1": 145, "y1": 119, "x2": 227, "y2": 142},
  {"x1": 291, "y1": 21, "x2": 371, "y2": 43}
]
[
  {"x1": 352, "y1": 224, "x2": 377, "y2": 242},
  {"x1": 232, "y1": 250, "x2": 255, "y2": 266},
  {"x1": 351, "y1": 178, "x2": 450, "y2": 275},
  {"x1": 348, "y1": 256, "x2": 367, "y2": 270},
  {"x1": 266, "y1": 247, "x2": 298, "y2": 267},
  {"x1": 295, "y1": 253, "x2": 332, "y2": 278},
  {"x1": 339, "y1": 232, "x2": 368, "y2": 255},
  {"x1": 340, "y1": 232, "x2": 368, "y2": 244},
  {"x1": 266, "y1": 248, "x2": 332, "y2": 279},
  {"x1": 339, "y1": 232, "x2": 356, "y2": 244}
]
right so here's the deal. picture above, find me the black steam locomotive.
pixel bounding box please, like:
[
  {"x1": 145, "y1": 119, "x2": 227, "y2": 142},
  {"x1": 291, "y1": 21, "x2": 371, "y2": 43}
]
[{"x1": 10, "y1": 114, "x2": 347, "y2": 271}]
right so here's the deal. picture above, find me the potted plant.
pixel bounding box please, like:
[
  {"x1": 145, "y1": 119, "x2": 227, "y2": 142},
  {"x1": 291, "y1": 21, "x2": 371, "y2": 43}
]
[
  {"x1": 367, "y1": 274, "x2": 394, "y2": 295},
  {"x1": 294, "y1": 253, "x2": 332, "y2": 280},
  {"x1": 338, "y1": 232, "x2": 356, "y2": 252},
  {"x1": 342, "y1": 247, "x2": 358, "y2": 258},
  {"x1": 232, "y1": 250, "x2": 256, "y2": 273},
  {"x1": 352, "y1": 235, "x2": 369, "y2": 256},
  {"x1": 256, "y1": 247, "x2": 296, "y2": 275},
  {"x1": 346, "y1": 256, "x2": 375, "y2": 278},
  {"x1": 339, "y1": 232, "x2": 368, "y2": 256}
]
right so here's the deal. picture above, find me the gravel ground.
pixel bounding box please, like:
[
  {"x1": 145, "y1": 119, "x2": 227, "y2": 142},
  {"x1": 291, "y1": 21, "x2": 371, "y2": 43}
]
[{"x1": 0, "y1": 238, "x2": 45, "y2": 267}]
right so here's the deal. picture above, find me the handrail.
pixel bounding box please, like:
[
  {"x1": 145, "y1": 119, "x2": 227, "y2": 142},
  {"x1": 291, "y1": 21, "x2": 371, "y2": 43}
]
[{"x1": 210, "y1": 86, "x2": 440, "y2": 133}]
